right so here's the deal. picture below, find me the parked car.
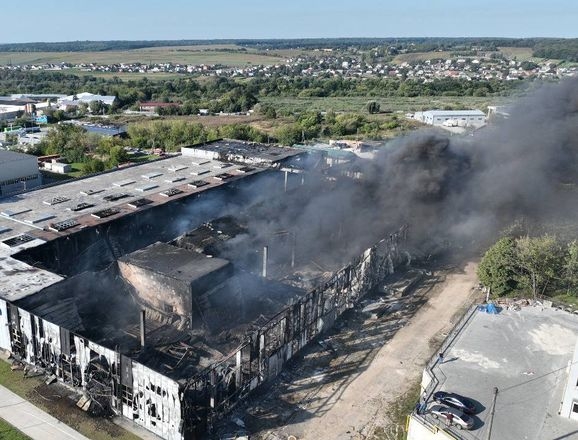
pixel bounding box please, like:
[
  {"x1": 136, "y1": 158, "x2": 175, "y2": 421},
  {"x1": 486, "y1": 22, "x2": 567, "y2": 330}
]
[
  {"x1": 429, "y1": 404, "x2": 474, "y2": 430},
  {"x1": 433, "y1": 391, "x2": 476, "y2": 414}
]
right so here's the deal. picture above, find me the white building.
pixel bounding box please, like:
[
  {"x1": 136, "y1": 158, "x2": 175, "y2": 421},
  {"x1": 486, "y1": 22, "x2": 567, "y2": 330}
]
[
  {"x1": 0, "y1": 150, "x2": 42, "y2": 196},
  {"x1": 561, "y1": 339, "x2": 578, "y2": 420},
  {"x1": 416, "y1": 110, "x2": 486, "y2": 128},
  {"x1": 57, "y1": 92, "x2": 116, "y2": 109}
]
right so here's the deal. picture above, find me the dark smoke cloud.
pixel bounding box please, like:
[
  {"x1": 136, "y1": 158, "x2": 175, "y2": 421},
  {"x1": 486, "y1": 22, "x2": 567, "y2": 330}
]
[{"x1": 221, "y1": 77, "x2": 578, "y2": 267}]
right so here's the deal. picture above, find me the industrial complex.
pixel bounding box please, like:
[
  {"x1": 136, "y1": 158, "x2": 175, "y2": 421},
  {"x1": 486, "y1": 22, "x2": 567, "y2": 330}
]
[{"x1": 0, "y1": 139, "x2": 407, "y2": 439}]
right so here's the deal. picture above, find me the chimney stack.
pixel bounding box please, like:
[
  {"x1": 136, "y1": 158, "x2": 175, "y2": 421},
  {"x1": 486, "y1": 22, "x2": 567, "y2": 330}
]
[
  {"x1": 140, "y1": 309, "x2": 146, "y2": 348},
  {"x1": 262, "y1": 246, "x2": 268, "y2": 278}
]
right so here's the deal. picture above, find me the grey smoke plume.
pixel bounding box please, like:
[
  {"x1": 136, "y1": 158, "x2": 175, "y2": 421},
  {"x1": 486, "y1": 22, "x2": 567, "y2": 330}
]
[{"x1": 222, "y1": 77, "x2": 578, "y2": 267}]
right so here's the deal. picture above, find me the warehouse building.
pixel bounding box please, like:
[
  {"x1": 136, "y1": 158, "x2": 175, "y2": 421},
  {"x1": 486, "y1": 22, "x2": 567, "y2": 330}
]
[
  {"x1": 0, "y1": 139, "x2": 407, "y2": 439},
  {"x1": 0, "y1": 150, "x2": 42, "y2": 196},
  {"x1": 414, "y1": 110, "x2": 486, "y2": 128}
]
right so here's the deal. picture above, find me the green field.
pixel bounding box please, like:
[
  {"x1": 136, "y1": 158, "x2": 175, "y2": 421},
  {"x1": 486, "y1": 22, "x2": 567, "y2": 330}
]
[
  {"x1": 260, "y1": 95, "x2": 508, "y2": 114},
  {"x1": 0, "y1": 418, "x2": 31, "y2": 440},
  {"x1": 497, "y1": 46, "x2": 536, "y2": 61},
  {"x1": 0, "y1": 44, "x2": 287, "y2": 66}
]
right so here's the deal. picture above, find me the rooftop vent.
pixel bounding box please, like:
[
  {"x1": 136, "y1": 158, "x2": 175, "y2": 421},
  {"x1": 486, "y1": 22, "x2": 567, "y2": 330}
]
[
  {"x1": 191, "y1": 169, "x2": 210, "y2": 176},
  {"x1": 49, "y1": 219, "x2": 79, "y2": 232},
  {"x1": 43, "y1": 196, "x2": 70, "y2": 206},
  {"x1": 3, "y1": 234, "x2": 35, "y2": 247},
  {"x1": 103, "y1": 193, "x2": 130, "y2": 202},
  {"x1": 165, "y1": 176, "x2": 186, "y2": 183},
  {"x1": 141, "y1": 172, "x2": 163, "y2": 180},
  {"x1": 25, "y1": 213, "x2": 56, "y2": 224},
  {"x1": 188, "y1": 180, "x2": 209, "y2": 188},
  {"x1": 214, "y1": 173, "x2": 234, "y2": 181},
  {"x1": 1, "y1": 208, "x2": 32, "y2": 217},
  {"x1": 160, "y1": 188, "x2": 183, "y2": 197},
  {"x1": 91, "y1": 208, "x2": 120, "y2": 219},
  {"x1": 69, "y1": 202, "x2": 95, "y2": 212},
  {"x1": 128, "y1": 198, "x2": 153, "y2": 209},
  {"x1": 168, "y1": 165, "x2": 188, "y2": 172},
  {"x1": 135, "y1": 184, "x2": 159, "y2": 192},
  {"x1": 113, "y1": 179, "x2": 135, "y2": 188},
  {"x1": 80, "y1": 189, "x2": 104, "y2": 196}
]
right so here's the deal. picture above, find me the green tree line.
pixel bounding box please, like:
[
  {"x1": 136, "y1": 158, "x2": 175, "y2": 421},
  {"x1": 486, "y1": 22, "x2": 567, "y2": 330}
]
[
  {"x1": 0, "y1": 71, "x2": 522, "y2": 115},
  {"x1": 478, "y1": 235, "x2": 578, "y2": 300}
]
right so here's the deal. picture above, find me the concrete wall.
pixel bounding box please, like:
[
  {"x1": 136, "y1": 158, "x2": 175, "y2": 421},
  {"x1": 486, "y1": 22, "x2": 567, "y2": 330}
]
[
  {"x1": 407, "y1": 414, "x2": 456, "y2": 440},
  {"x1": 118, "y1": 261, "x2": 192, "y2": 325}
]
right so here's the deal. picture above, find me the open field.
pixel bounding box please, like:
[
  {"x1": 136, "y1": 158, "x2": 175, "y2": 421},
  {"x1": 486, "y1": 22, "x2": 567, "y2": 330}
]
[
  {"x1": 0, "y1": 44, "x2": 288, "y2": 66},
  {"x1": 497, "y1": 46, "x2": 536, "y2": 60},
  {"x1": 260, "y1": 95, "x2": 509, "y2": 113},
  {"x1": 0, "y1": 418, "x2": 31, "y2": 440}
]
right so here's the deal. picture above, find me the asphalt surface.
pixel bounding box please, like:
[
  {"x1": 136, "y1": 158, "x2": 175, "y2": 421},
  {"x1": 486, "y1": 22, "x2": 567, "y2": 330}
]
[{"x1": 428, "y1": 305, "x2": 578, "y2": 440}]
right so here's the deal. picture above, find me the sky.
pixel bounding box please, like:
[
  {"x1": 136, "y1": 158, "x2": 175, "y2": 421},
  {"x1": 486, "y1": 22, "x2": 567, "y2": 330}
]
[{"x1": 1, "y1": 0, "x2": 577, "y2": 43}]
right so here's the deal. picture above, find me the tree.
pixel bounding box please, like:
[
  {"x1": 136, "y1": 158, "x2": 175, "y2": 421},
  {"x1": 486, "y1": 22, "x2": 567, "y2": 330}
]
[
  {"x1": 82, "y1": 157, "x2": 105, "y2": 175},
  {"x1": 477, "y1": 237, "x2": 518, "y2": 297},
  {"x1": 515, "y1": 235, "x2": 563, "y2": 300},
  {"x1": 275, "y1": 124, "x2": 302, "y2": 146},
  {"x1": 564, "y1": 241, "x2": 578, "y2": 294},
  {"x1": 367, "y1": 100, "x2": 380, "y2": 114},
  {"x1": 89, "y1": 100, "x2": 105, "y2": 114}
]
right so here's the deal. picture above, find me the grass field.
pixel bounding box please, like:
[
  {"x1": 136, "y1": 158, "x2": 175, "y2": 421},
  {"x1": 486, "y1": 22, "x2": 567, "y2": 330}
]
[
  {"x1": 0, "y1": 418, "x2": 30, "y2": 440},
  {"x1": 260, "y1": 95, "x2": 508, "y2": 114},
  {"x1": 497, "y1": 46, "x2": 535, "y2": 61},
  {"x1": 0, "y1": 44, "x2": 288, "y2": 67}
]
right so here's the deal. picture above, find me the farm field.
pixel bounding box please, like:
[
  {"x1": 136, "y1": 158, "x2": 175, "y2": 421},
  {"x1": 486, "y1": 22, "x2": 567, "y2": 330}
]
[
  {"x1": 260, "y1": 95, "x2": 508, "y2": 113},
  {"x1": 0, "y1": 44, "x2": 288, "y2": 66}
]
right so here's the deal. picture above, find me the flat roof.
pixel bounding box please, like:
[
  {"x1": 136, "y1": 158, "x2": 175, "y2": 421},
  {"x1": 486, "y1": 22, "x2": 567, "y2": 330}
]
[
  {"x1": 182, "y1": 139, "x2": 301, "y2": 164},
  {"x1": 119, "y1": 242, "x2": 230, "y2": 284},
  {"x1": 0, "y1": 150, "x2": 37, "y2": 165},
  {"x1": 424, "y1": 110, "x2": 485, "y2": 116},
  {"x1": 423, "y1": 305, "x2": 578, "y2": 439},
  {"x1": 0, "y1": 152, "x2": 264, "y2": 245},
  {"x1": 0, "y1": 140, "x2": 302, "y2": 301}
]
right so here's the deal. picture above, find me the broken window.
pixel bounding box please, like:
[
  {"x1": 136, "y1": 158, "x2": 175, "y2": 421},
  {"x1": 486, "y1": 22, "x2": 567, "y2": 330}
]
[{"x1": 121, "y1": 385, "x2": 133, "y2": 406}]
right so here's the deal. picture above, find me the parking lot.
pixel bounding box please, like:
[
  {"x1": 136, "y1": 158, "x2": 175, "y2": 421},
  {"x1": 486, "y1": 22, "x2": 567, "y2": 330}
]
[{"x1": 425, "y1": 305, "x2": 578, "y2": 439}]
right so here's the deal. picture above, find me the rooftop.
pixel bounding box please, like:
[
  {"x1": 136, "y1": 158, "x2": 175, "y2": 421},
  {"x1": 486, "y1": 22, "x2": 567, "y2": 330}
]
[
  {"x1": 0, "y1": 150, "x2": 37, "y2": 165},
  {"x1": 419, "y1": 305, "x2": 578, "y2": 440},
  {"x1": 423, "y1": 110, "x2": 486, "y2": 116},
  {"x1": 0, "y1": 140, "x2": 304, "y2": 301}
]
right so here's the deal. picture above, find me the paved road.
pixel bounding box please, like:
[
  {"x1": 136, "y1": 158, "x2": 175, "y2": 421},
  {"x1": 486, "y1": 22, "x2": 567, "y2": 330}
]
[{"x1": 0, "y1": 384, "x2": 90, "y2": 440}]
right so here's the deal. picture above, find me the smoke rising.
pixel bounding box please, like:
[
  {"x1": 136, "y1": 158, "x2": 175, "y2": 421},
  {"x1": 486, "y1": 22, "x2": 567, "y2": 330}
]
[{"x1": 218, "y1": 77, "x2": 578, "y2": 268}]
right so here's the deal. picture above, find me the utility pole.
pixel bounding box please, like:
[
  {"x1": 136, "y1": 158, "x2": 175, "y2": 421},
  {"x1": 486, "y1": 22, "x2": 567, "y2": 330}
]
[{"x1": 486, "y1": 387, "x2": 499, "y2": 440}]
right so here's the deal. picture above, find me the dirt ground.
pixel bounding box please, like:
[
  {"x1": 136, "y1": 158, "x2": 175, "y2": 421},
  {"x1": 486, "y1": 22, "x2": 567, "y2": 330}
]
[{"x1": 215, "y1": 259, "x2": 481, "y2": 440}]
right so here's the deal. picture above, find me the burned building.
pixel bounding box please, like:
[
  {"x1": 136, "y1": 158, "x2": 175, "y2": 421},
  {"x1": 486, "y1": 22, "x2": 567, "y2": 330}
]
[{"x1": 0, "y1": 139, "x2": 407, "y2": 439}]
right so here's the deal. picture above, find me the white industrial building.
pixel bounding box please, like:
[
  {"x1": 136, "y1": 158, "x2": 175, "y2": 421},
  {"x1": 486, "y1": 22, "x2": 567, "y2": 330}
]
[
  {"x1": 0, "y1": 150, "x2": 42, "y2": 196},
  {"x1": 57, "y1": 92, "x2": 116, "y2": 109},
  {"x1": 414, "y1": 110, "x2": 486, "y2": 128}
]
